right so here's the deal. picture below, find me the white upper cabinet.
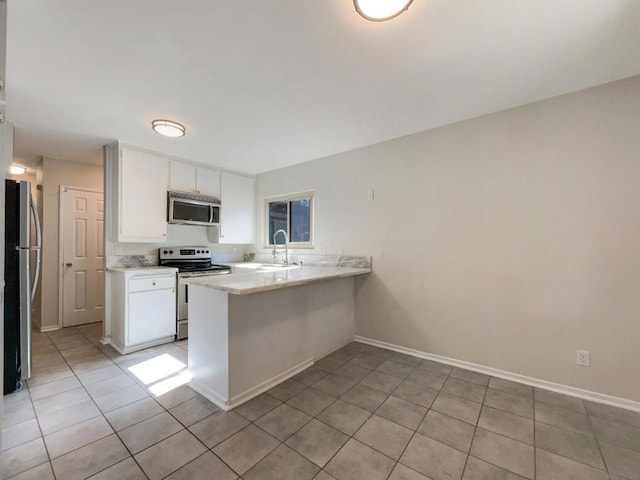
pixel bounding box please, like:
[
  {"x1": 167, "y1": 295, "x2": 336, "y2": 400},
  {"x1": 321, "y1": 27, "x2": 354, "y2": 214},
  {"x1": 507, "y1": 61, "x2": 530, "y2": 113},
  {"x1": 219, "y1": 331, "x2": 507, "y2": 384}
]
[
  {"x1": 169, "y1": 160, "x2": 196, "y2": 193},
  {"x1": 196, "y1": 167, "x2": 221, "y2": 197},
  {"x1": 119, "y1": 147, "x2": 169, "y2": 243},
  {"x1": 219, "y1": 172, "x2": 255, "y2": 244},
  {"x1": 169, "y1": 160, "x2": 220, "y2": 198}
]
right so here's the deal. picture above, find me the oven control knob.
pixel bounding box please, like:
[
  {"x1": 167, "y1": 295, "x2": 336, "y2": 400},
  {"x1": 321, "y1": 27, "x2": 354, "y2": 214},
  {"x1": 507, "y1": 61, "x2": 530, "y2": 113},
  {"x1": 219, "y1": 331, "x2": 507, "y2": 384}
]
[{"x1": 169, "y1": 250, "x2": 174, "y2": 254}]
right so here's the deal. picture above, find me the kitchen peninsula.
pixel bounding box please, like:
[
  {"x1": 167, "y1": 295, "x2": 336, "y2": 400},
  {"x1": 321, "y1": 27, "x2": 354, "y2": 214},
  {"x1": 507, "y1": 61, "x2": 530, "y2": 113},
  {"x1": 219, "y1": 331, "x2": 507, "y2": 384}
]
[{"x1": 183, "y1": 262, "x2": 371, "y2": 410}]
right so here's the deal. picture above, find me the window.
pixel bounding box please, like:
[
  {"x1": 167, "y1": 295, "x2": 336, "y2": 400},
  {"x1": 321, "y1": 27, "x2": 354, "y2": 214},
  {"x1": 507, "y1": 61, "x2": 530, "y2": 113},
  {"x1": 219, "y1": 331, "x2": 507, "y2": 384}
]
[{"x1": 265, "y1": 192, "x2": 313, "y2": 247}]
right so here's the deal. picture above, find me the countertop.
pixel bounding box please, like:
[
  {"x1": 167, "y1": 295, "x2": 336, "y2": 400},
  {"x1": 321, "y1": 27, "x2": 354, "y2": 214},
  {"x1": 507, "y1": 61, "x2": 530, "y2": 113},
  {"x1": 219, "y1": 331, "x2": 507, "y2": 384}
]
[
  {"x1": 107, "y1": 266, "x2": 177, "y2": 273},
  {"x1": 182, "y1": 264, "x2": 371, "y2": 295}
]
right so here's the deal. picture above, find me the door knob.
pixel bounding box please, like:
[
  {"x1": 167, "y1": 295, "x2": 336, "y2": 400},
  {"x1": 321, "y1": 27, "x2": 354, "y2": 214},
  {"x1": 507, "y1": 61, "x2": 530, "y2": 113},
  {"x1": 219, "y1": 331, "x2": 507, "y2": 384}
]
[{"x1": 65, "y1": 263, "x2": 73, "y2": 268}]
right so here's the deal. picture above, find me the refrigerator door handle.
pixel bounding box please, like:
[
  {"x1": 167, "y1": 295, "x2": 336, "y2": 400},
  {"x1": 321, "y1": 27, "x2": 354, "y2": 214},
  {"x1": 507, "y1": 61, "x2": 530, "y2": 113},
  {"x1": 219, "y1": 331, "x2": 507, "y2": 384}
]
[
  {"x1": 31, "y1": 196, "x2": 42, "y2": 301},
  {"x1": 18, "y1": 182, "x2": 33, "y2": 382}
]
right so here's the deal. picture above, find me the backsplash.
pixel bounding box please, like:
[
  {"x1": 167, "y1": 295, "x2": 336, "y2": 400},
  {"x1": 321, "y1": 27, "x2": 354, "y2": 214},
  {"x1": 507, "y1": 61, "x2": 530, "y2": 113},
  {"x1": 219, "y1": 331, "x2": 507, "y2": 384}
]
[
  {"x1": 106, "y1": 255, "x2": 158, "y2": 268},
  {"x1": 107, "y1": 251, "x2": 249, "y2": 268},
  {"x1": 250, "y1": 253, "x2": 371, "y2": 268}
]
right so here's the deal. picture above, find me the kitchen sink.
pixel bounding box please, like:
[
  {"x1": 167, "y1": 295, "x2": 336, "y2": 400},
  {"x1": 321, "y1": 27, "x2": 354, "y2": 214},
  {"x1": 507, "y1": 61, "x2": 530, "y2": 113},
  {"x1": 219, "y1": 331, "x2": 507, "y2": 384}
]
[{"x1": 233, "y1": 263, "x2": 301, "y2": 273}]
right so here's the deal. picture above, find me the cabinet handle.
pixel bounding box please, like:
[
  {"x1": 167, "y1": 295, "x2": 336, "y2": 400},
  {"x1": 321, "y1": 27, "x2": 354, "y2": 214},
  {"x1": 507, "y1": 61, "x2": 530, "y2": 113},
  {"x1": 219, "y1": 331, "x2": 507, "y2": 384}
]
[{"x1": 152, "y1": 281, "x2": 156, "y2": 286}]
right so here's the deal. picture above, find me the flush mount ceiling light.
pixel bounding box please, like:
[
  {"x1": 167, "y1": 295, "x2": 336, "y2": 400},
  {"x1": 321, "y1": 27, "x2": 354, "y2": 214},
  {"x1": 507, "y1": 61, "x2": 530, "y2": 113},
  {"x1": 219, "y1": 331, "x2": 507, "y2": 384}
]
[
  {"x1": 354, "y1": 0, "x2": 413, "y2": 21},
  {"x1": 152, "y1": 119, "x2": 186, "y2": 138},
  {"x1": 9, "y1": 165, "x2": 27, "y2": 175}
]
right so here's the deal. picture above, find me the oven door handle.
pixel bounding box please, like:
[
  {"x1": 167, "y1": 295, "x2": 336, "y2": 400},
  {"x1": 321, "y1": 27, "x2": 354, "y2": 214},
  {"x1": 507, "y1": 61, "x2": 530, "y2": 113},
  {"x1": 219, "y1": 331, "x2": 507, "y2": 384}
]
[{"x1": 185, "y1": 284, "x2": 188, "y2": 304}]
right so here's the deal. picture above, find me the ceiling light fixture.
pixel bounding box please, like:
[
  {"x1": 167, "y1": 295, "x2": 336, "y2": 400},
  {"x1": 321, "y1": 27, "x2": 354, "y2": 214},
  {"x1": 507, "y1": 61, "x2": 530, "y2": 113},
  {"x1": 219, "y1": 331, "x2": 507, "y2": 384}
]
[
  {"x1": 9, "y1": 165, "x2": 27, "y2": 175},
  {"x1": 152, "y1": 119, "x2": 186, "y2": 138},
  {"x1": 354, "y1": 0, "x2": 413, "y2": 21}
]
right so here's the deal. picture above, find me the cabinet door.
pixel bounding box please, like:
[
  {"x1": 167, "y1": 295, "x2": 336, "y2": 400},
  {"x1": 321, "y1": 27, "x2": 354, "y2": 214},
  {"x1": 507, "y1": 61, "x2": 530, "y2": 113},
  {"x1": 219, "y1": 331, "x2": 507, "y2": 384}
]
[
  {"x1": 127, "y1": 288, "x2": 176, "y2": 345},
  {"x1": 219, "y1": 172, "x2": 255, "y2": 244},
  {"x1": 196, "y1": 167, "x2": 220, "y2": 197},
  {"x1": 119, "y1": 147, "x2": 169, "y2": 242},
  {"x1": 169, "y1": 160, "x2": 196, "y2": 193}
]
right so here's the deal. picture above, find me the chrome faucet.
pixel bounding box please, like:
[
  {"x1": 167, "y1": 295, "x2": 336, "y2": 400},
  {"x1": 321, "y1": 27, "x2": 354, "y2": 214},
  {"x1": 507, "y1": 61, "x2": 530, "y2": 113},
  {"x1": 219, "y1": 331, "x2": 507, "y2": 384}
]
[{"x1": 272, "y1": 229, "x2": 288, "y2": 265}]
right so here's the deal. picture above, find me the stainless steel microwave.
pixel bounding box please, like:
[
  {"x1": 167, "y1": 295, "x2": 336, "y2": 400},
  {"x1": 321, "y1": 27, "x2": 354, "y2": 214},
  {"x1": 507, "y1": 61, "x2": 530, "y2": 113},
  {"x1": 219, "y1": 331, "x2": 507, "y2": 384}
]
[{"x1": 167, "y1": 191, "x2": 221, "y2": 226}]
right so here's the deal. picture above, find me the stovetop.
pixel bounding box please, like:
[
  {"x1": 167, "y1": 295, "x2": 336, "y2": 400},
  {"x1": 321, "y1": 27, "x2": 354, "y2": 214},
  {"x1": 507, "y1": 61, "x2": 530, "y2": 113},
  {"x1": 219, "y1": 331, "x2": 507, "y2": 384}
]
[
  {"x1": 177, "y1": 266, "x2": 231, "y2": 277},
  {"x1": 158, "y1": 246, "x2": 232, "y2": 276}
]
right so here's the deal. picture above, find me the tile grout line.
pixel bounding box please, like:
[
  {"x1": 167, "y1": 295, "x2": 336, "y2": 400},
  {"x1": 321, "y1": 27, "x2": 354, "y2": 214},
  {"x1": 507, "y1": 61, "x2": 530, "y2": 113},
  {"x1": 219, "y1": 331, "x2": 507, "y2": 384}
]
[
  {"x1": 77, "y1": 329, "x2": 155, "y2": 480},
  {"x1": 19, "y1": 329, "x2": 83, "y2": 479},
  {"x1": 250, "y1": 380, "x2": 349, "y2": 474},
  {"x1": 220, "y1": 345, "x2": 371, "y2": 477},
  {"x1": 329, "y1": 349, "x2": 446, "y2": 477},
  {"x1": 292, "y1": 349, "x2": 427, "y2": 478},
  {"x1": 533, "y1": 386, "x2": 537, "y2": 479},
  {"x1": 104, "y1": 341, "x2": 238, "y2": 479},
  {"x1": 92, "y1": 339, "x2": 200, "y2": 480},
  {"x1": 13, "y1": 382, "x2": 56, "y2": 480},
  {"x1": 458, "y1": 370, "x2": 489, "y2": 480},
  {"x1": 307, "y1": 348, "x2": 383, "y2": 477},
  {"x1": 380, "y1": 361, "x2": 431, "y2": 480},
  {"x1": 32, "y1": 330, "x2": 89, "y2": 480},
  {"x1": 584, "y1": 404, "x2": 613, "y2": 479},
  {"x1": 44, "y1": 327, "x2": 153, "y2": 480},
  {"x1": 17, "y1": 335, "x2": 633, "y2": 480}
]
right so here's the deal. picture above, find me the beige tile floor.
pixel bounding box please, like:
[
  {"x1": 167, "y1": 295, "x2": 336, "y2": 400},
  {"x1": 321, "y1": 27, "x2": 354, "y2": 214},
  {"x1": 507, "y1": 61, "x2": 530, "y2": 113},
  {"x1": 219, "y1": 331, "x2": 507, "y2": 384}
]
[{"x1": 2, "y1": 323, "x2": 640, "y2": 479}]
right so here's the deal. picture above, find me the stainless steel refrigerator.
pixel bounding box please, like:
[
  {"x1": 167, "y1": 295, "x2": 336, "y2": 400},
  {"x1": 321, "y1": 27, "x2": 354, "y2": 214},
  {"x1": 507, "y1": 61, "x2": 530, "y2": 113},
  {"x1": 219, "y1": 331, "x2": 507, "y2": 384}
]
[{"x1": 4, "y1": 179, "x2": 41, "y2": 394}]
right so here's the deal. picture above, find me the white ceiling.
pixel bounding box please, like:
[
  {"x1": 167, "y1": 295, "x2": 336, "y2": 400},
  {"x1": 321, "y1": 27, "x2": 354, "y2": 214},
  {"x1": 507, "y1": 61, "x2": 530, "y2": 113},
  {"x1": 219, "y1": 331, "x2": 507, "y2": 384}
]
[{"x1": 6, "y1": 0, "x2": 640, "y2": 175}]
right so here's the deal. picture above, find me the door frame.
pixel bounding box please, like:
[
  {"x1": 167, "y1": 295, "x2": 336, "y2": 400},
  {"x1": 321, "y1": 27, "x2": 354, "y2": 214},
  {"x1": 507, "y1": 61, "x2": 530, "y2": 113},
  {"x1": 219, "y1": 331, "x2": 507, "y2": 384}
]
[{"x1": 57, "y1": 185, "x2": 105, "y2": 329}]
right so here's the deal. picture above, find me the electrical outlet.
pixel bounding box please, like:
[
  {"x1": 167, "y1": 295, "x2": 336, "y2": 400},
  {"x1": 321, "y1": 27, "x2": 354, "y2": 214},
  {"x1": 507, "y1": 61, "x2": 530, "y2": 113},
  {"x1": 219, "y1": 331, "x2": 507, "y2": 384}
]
[{"x1": 577, "y1": 350, "x2": 590, "y2": 367}]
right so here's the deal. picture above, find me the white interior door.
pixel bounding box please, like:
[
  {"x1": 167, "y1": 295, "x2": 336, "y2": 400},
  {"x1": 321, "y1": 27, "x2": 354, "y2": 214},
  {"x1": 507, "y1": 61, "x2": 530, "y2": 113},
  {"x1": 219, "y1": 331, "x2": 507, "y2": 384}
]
[{"x1": 62, "y1": 188, "x2": 104, "y2": 327}]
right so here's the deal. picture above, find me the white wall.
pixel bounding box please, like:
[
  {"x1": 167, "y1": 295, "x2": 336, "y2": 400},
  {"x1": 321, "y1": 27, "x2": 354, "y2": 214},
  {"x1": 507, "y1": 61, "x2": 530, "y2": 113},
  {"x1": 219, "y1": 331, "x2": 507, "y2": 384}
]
[
  {"x1": 256, "y1": 75, "x2": 640, "y2": 402},
  {"x1": 39, "y1": 157, "x2": 103, "y2": 330},
  {"x1": 111, "y1": 224, "x2": 246, "y2": 257}
]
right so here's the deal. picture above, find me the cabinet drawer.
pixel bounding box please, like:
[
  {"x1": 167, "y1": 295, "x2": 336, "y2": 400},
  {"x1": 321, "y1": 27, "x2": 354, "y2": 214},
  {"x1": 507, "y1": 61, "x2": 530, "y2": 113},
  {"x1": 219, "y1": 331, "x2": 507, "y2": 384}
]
[{"x1": 128, "y1": 275, "x2": 175, "y2": 292}]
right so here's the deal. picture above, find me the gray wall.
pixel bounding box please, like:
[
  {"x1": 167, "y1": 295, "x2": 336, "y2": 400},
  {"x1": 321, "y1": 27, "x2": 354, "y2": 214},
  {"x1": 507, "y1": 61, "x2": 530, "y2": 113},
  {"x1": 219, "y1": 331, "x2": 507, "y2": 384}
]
[
  {"x1": 256, "y1": 75, "x2": 640, "y2": 402},
  {"x1": 38, "y1": 157, "x2": 103, "y2": 330}
]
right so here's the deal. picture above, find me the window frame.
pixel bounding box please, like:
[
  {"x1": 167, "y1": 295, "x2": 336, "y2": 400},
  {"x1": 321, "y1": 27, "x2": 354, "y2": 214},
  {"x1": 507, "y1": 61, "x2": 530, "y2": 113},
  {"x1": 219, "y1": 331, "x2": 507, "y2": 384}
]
[{"x1": 263, "y1": 191, "x2": 314, "y2": 249}]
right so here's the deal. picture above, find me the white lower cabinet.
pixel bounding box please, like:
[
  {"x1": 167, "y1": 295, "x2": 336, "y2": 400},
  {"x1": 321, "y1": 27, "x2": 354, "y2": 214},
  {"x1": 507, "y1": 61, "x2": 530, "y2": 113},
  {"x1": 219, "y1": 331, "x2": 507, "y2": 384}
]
[
  {"x1": 109, "y1": 268, "x2": 177, "y2": 354},
  {"x1": 128, "y1": 289, "x2": 176, "y2": 345}
]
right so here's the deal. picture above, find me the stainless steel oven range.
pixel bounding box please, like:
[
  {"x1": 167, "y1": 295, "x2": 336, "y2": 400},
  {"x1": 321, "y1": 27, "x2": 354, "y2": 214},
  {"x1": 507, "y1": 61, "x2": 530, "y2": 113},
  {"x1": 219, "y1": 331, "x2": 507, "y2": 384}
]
[{"x1": 158, "y1": 246, "x2": 231, "y2": 340}]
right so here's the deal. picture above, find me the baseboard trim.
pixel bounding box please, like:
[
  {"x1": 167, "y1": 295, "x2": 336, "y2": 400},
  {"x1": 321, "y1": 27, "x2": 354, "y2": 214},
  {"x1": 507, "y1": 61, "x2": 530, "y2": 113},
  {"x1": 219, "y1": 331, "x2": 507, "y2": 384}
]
[
  {"x1": 40, "y1": 325, "x2": 59, "y2": 333},
  {"x1": 189, "y1": 382, "x2": 230, "y2": 411},
  {"x1": 190, "y1": 357, "x2": 314, "y2": 411},
  {"x1": 354, "y1": 335, "x2": 640, "y2": 413},
  {"x1": 108, "y1": 336, "x2": 175, "y2": 355},
  {"x1": 229, "y1": 357, "x2": 315, "y2": 409}
]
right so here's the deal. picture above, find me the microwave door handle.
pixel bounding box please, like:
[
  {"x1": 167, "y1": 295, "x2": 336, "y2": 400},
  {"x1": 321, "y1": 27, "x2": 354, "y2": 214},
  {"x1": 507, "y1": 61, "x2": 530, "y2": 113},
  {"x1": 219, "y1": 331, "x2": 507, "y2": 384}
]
[{"x1": 209, "y1": 205, "x2": 214, "y2": 224}]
